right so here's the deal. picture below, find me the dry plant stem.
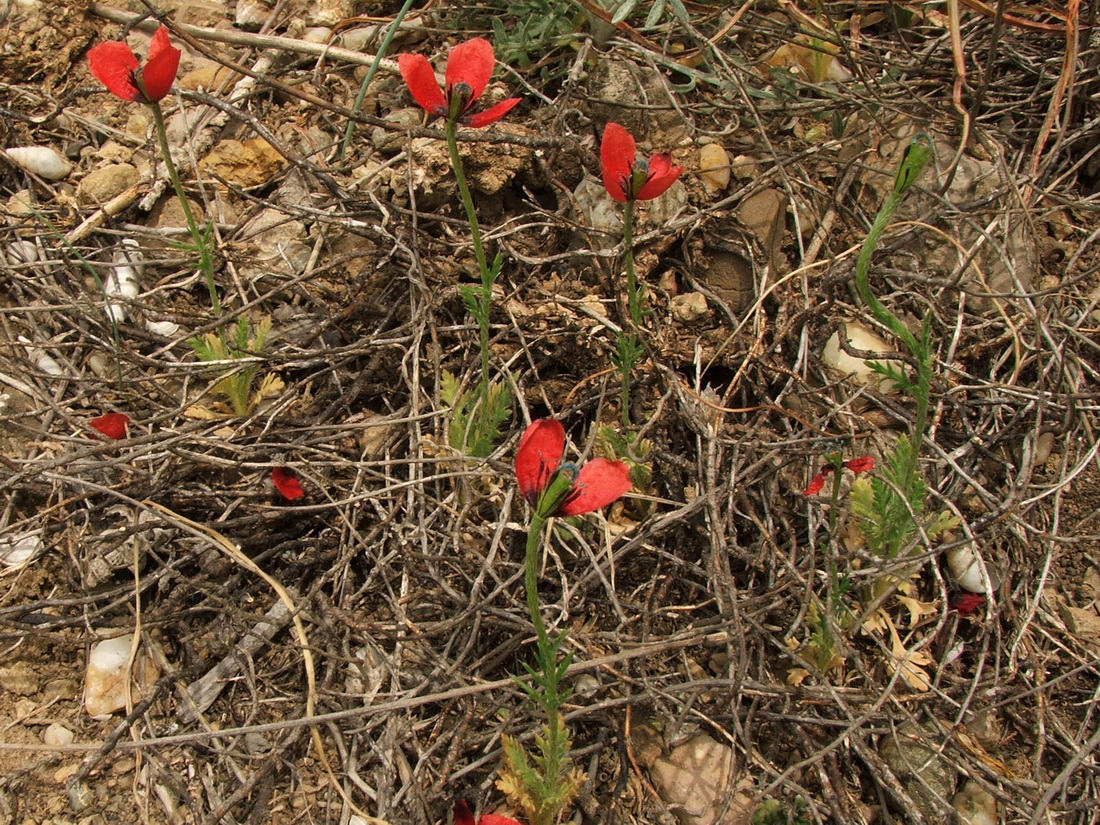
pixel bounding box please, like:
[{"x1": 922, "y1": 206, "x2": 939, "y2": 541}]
[{"x1": 148, "y1": 99, "x2": 221, "y2": 316}]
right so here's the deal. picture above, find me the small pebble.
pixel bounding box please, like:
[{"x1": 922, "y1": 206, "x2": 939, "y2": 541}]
[{"x1": 44, "y1": 723, "x2": 75, "y2": 747}]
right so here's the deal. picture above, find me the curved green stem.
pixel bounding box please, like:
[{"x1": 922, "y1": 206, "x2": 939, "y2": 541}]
[
  {"x1": 446, "y1": 119, "x2": 492, "y2": 398},
  {"x1": 852, "y1": 136, "x2": 933, "y2": 460},
  {"x1": 149, "y1": 100, "x2": 221, "y2": 316},
  {"x1": 339, "y1": 0, "x2": 418, "y2": 161}
]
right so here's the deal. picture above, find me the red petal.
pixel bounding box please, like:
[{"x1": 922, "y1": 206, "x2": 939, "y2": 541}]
[
  {"x1": 952, "y1": 593, "x2": 986, "y2": 617},
  {"x1": 90, "y1": 412, "x2": 130, "y2": 440},
  {"x1": 272, "y1": 466, "x2": 305, "y2": 500},
  {"x1": 139, "y1": 26, "x2": 181, "y2": 102},
  {"x1": 635, "y1": 153, "x2": 683, "y2": 200},
  {"x1": 480, "y1": 816, "x2": 524, "y2": 825},
  {"x1": 88, "y1": 40, "x2": 141, "y2": 101},
  {"x1": 453, "y1": 801, "x2": 476, "y2": 825},
  {"x1": 802, "y1": 471, "x2": 829, "y2": 497},
  {"x1": 558, "y1": 458, "x2": 631, "y2": 516},
  {"x1": 464, "y1": 97, "x2": 521, "y2": 128},
  {"x1": 515, "y1": 419, "x2": 565, "y2": 505},
  {"x1": 446, "y1": 38, "x2": 495, "y2": 104},
  {"x1": 398, "y1": 53, "x2": 446, "y2": 116},
  {"x1": 600, "y1": 122, "x2": 635, "y2": 203},
  {"x1": 844, "y1": 456, "x2": 875, "y2": 474}
]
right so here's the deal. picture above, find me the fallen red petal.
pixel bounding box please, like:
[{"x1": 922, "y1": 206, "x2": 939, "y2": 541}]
[
  {"x1": 952, "y1": 593, "x2": 986, "y2": 616},
  {"x1": 272, "y1": 466, "x2": 305, "y2": 501},
  {"x1": 844, "y1": 456, "x2": 876, "y2": 474},
  {"x1": 558, "y1": 458, "x2": 632, "y2": 516},
  {"x1": 802, "y1": 470, "x2": 830, "y2": 497},
  {"x1": 90, "y1": 412, "x2": 130, "y2": 440}
]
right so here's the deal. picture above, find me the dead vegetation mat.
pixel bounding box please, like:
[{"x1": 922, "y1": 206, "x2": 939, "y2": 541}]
[{"x1": 1, "y1": 1, "x2": 1099, "y2": 824}]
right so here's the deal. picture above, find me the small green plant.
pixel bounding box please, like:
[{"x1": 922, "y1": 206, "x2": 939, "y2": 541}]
[
  {"x1": 472, "y1": 0, "x2": 580, "y2": 70},
  {"x1": 846, "y1": 137, "x2": 960, "y2": 585},
  {"x1": 507, "y1": 420, "x2": 631, "y2": 824},
  {"x1": 753, "y1": 797, "x2": 812, "y2": 825},
  {"x1": 188, "y1": 316, "x2": 276, "y2": 417},
  {"x1": 600, "y1": 123, "x2": 683, "y2": 428},
  {"x1": 441, "y1": 370, "x2": 512, "y2": 460},
  {"x1": 397, "y1": 38, "x2": 521, "y2": 458}
]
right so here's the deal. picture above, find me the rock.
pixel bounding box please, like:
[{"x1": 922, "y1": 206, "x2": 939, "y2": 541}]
[
  {"x1": 238, "y1": 207, "x2": 311, "y2": 281},
  {"x1": 83, "y1": 633, "x2": 160, "y2": 719},
  {"x1": 306, "y1": 0, "x2": 355, "y2": 27},
  {"x1": 738, "y1": 188, "x2": 786, "y2": 272},
  {"x1": 408, "y1": 122, "x2": 533, "y2": 197},
  {"x1": 371, "y1": 107, "x2": 422, "y2": 154},
  {"x1": 44, "y1": 723, "x2": 75, "y2": 747},
  {"x1": 178, "y1": 64, "x2": 236, "y2": 92},
  {"x1": 698, "y1": 143, "x2": 731, "y2": 194},
  {"x1": 821, "y1": 321, "x2": 900, "y2": 393},
  {"x1": 880, "y1": 722, "x2": 957, "y2": 821},
  {"x1": 0, "y1": 662, "x2": 39, "y2": 695},
  {"x1": 234, "y1": 0, "x2": 269, "y2": 29},
  {"x1": 588, "y1": 60, "x2": 683, "y2": 137},
  {"x1": 152, "y1": 194, "x2": 205, "y2": 230},
  {"x1": 175, "y1": 0, "x2": 228, "y2": 27},
  {"x1": 6, "y1": 188, "x2": 36, "y2": 216},
  {"x1": 649, "y1": 733, "x2": 751, "y2": 825},
  {"x1": 302, "y1": 27, "x2": 332, "y2": 44},
  {"x1": 200, "y1": 138, "x2": 286, "y2": 189},
  {"x1": 952, "y1": 780, "x2": 997, "y2": 825},
  {"x1": 672, "y1": 292, "x2": 710, "y2": 322},
  {"x1": 573, "y1": 174, "x2": 622, "y2": 249},
  {"x1": 645, "y1": 180, "x2": 688, "y2": 228}
]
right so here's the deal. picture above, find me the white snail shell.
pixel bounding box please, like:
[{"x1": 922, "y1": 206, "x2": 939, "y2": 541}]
[{"x1": 5, "y1": 146, "x2": 73, "y2": 180}]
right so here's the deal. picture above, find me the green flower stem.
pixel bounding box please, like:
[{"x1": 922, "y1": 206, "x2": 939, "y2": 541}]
[
  {"x1": 524, "y1": 509, "x2": 568, "y2": 825},
  {"x1": 853, "y1": 137, "x2": 932, "y2": 472},
  {"x1": 445, "y1": 118, "x2": 492, "y2": 403},
  {"x1": 826, "y1": 453, "x2": 845, "y2": 617},
  {"x1": 148, "y1": 100, "x2": 221, "y2": 316},
  {"x1": 524, "y1": 513, "x2": 555, "y2": 686},
  {"x1": 623, "y1": 200, "x2": 641, "y2": 325},
  {"x1": 339, "y1": 0, "x2": 418, "y2": 161}
]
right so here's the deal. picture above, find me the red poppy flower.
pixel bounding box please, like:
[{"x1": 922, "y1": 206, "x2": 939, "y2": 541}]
[
  {"x1": 600, "y1": 122, "x2": 683, "y2": 203},
  {"x1": 515, "y1": 418, "x2": 631, "y2": 517},
  {"x1": 90, "y1": 412, "x2": 130, "y2": 440},
  {"x1": 397, "y1": 38, "x2": 520, "y2": 128},
  {"x1": 454, "y1": 800, "x2": 522, "y2": 825},
  {"x1": 88, "y1": 25, "x2": 181, "y2": 104},
  {"x1": 802, "y1": 455, "x2": 875, "y2": 496},
  {"x1": 272, "y1": 466, "x2": 304, "y2": 501}
]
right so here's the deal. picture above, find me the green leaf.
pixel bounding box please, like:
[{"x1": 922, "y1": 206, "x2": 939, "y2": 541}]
[{"x1": 611, "y1": 0, "x2": 637, "y2": 24}]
